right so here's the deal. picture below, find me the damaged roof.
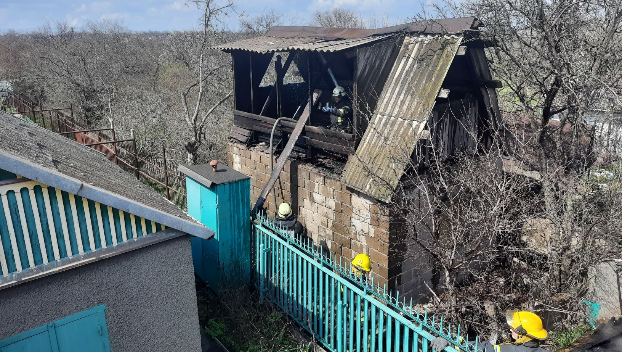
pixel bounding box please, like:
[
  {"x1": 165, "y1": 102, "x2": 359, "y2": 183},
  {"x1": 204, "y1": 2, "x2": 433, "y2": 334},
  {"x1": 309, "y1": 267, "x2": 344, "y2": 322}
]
[
  {"x1": 0, "y1": 112, "x2": 214, "y2": 239},
  {"x1": 215, "y1": 17, "x2": 478, "y2": 53},
  {"x1": 342, "y1": 34, "x2": 464, "y2": 202}
]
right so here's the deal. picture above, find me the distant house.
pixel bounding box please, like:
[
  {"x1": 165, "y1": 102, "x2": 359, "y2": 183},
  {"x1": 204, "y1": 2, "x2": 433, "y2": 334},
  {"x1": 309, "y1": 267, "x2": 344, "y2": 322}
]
[{"x1": 0, "y1": 111, "x2": 213, "y2": 352}]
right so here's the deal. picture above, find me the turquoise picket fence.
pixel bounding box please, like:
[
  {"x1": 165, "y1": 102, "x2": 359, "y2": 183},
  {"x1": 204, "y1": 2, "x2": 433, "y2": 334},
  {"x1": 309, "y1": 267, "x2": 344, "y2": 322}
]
[{"x1": 253, "y1": 213, "x2": 479, "y2": 352}]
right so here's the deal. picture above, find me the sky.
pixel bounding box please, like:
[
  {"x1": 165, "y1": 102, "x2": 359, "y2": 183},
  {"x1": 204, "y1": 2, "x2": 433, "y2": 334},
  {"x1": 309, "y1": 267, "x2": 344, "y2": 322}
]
[{"x1": 0, "y1": 0, "x2": 427, "y2": 33}]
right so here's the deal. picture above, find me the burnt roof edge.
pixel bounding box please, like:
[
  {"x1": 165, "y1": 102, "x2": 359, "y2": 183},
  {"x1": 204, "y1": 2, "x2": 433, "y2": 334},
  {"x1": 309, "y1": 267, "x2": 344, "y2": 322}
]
[{"x1": 0, "y1": 152, "x2": 215, "y2": 240}]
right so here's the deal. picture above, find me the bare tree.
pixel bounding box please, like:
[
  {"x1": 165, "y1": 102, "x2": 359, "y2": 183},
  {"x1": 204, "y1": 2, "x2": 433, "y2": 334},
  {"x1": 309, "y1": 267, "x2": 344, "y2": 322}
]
[
  {"x1": 239, "y1": 10, "x2": 284, "y2": 35},
  {"x1": 311, "y1": 8, "x2": 364, "y2": 28},
  {"x1": 179, "y1": 0, "x2": 235, "y2": 164}
]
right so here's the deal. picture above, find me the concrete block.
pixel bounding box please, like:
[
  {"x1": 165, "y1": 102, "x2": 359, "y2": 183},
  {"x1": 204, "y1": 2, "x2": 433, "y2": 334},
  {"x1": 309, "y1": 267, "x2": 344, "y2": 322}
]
[
  {"x1": 319, "y1": 185, "x2": 334, "y2": 198},
  {"x1": 352, "y1": 217, "x2": 370, "y2": 235},
  {"x1": 375, "y1": 264, "x2": 389, "y2": 279},
  {"x1": 305, "y1": 179, "x2": 319, "y2": 193},
  {"x1": 333, "y1": 233, "x2": 351, "y2": 248},
  {"x1": 350, "y1": 240, "x2": 365, "y2": 255},
  {"x1": 367, "y1": 236, "x2": 389, "y2": 254},
  {"x1": 317, "y1": 204, "x2": 333, "y2": 220},
  {"x1": 342, "y1": 247, "x2": 354, "y2": 260},
  {"x1": 335, "y1": 212, "x2": 351, "y2": 226},
  {"x1": 326, "y1": 198, "x2": 336, "y2": 210},
  {"x1": 351, "y1": 193, "x2": 372, "y2": 212},
  {"x1": 312, "y1": 192, "x2": 326, "y2": 206},
  {"x1": 370, "y1": 248, "x2": 389, "y2": 267},
  {"x1": 330, "y1": 222, "x2": 347, "y2": 237},
  {"x1": 299, "y1": 188, "x2": 310, "y2": 200},
  {"x1": 372, "y1": 228, "x2": 390, "y2": 243},
  {"x1": 335, "y1": 190, "x2": 351, "y2": 204},
  {"x1": 342, "y1": 204, "x2": 353, "y2": 217},
  {"x1": 303, "y1": 198, "x2": 317, "y2": 213},
  {"x1": 325, "y1": 177, "x2": 343, "y2": 192},
  {"x1": 297, "y1": 168, "x2": 310, "y2": 181},
  {"x1": 310, "y1": 170, "x2": 325, "y2": 185},
  {"x1": 241, "y1": 148, "x2": 251, "y2": 159},
  {"x1": 306, "y1": 221, "x2": 319, "y2": 235}
]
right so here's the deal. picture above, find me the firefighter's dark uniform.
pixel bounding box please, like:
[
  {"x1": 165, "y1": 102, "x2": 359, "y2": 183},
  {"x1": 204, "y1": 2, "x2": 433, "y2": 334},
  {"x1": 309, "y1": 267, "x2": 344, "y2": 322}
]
[
  {"x1": 327, "y1": 98, "x2": 352, "y2": 133},
  {"x1": 479, "y1": 341, "x2": 549, "y2": 352}
]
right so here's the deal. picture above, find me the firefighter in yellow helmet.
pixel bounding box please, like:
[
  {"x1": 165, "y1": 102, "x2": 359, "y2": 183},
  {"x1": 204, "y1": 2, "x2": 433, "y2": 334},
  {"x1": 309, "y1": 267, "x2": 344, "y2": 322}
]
[
  {"x1": 275, "y1": 203, "x2": 304, "y2": 241},
  {"x1": 351, "y1": 253, "x2": 371, "y2": 282},
  {"x1": 432, "y1": 310, "x2": 549, "y2": 352},
  {"x1": 321, "y1": 86, "x2": 352, "y2": 133}
]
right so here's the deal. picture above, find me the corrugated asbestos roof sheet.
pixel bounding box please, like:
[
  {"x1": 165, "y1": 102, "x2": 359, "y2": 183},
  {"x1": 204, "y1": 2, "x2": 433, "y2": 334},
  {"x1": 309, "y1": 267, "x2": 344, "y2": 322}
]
[
  {"x1": 342, "y1": 34, "x2": 463, "y2": 202},
  {"x1": 0, "y1": 112, "x2": 213, "y2": 239},
  {"x1": 214, "y1": 34, "x2": 393, "y2": 53},
  {"x1": 215, "y1": 17, "x2": 477, "y2": 53}
]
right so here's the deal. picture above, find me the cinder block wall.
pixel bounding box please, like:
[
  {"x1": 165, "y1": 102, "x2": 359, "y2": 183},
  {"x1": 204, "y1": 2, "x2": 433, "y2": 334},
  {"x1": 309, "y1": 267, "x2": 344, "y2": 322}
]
[{"x1": 227, "y1": 142, "x2": 393, "y2": 287}]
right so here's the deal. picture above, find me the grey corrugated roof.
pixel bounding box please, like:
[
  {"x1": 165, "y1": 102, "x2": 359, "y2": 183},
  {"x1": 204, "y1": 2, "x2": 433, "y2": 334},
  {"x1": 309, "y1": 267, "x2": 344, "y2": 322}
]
[
  {"x1": 215, "y1": 34, "x2": 393, "y2": 53},
  {"x1": 342, "y1": 34, "x2": 463, "y2": 202},
  {"x1": 215, "y1": 17, "x2": 477, "y2": 53},
  {"x1": 0, "y1": 112, "x2": 214, "y2": 239}
]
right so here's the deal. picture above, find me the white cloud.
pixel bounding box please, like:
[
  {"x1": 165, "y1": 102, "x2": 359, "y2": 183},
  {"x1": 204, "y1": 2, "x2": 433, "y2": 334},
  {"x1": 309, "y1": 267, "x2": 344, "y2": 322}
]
[
  {"x1": 168, "y1": 1, "x2": 187, "y2": 10},
  {"x1": 90, "y1": 2, "x2": 113, "y2": 12}
]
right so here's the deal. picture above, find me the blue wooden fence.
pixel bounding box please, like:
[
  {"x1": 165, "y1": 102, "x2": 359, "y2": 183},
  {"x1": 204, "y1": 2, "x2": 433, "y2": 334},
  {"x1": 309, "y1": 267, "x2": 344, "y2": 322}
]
[
  {"x1": 253, "y1": 213, "x2": 479, "y2": 352},
  {"x1": 0, "y1": 179, "x2": 165, "y2": 277}
]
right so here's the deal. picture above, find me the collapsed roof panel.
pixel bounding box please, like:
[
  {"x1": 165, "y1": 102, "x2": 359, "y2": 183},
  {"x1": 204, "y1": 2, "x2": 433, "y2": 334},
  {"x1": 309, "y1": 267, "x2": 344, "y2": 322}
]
[{"x1": 342, "y1": 34, "x2": 463, "y2": 202}]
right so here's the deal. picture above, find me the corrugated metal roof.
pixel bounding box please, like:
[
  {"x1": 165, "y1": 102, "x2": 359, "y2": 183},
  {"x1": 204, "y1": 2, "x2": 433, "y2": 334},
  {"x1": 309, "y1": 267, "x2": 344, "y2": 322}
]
[
  {"x1": 342, "y1": 34, "x2": 463, "y2": 202},
  {"x1": 215, "y1": 34, "x2": 393, "y2": 53}
]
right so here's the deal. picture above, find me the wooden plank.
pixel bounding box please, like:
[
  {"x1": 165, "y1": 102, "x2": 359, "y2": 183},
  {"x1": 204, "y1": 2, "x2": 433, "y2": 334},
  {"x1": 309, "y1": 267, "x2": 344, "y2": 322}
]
[
  {"x1": 305, "y1": 131, "x2": 356, "y2": 148},
  {"x1": 14, "y1": 191, "x2": 35, "y2": 269},
  {"x1": 230, "y1": 131, "x2": 250, "y2": 143},
  {"x1": 28, "y1": 188, "x2": 48, "y2": 264},
  {"x1": 55, "y1": 189, "x2": 73, "y2": 257},
  {"x1": 233, "y1": 110, "x2": 355, "y2": 140},
  {"x1": 253, "y1": 90, "x2": 322, "y2": 216},
  {"x1": 43, "y1": 187, "x2": 61, "y2": 260},
  {"x1": 231, "y1": 125, "x2": 253, "y2": 137},
  {"x1": 306, "y1": 139, "x2": 355, "y2": 154}
]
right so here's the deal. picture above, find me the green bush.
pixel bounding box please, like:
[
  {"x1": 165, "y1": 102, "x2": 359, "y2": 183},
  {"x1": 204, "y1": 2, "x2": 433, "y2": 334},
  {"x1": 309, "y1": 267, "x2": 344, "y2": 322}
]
[{"x1": 550, "y1": 325, "x2": 592, "y2": 350}]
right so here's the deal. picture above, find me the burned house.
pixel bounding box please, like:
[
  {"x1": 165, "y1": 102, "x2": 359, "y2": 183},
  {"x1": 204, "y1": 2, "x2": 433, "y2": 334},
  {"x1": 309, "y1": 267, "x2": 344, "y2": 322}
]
[{"x1": 219, "y1": 17, "x2": 502, "y2": 300}]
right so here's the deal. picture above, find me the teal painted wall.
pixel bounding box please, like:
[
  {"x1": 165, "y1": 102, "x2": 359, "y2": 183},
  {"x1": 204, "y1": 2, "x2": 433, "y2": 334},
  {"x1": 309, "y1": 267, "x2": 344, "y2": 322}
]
[
  {"x1": 186, "y1": 177, "x2": 251, "y2": 291},
  {"x1": 0, "y1": 169, "x2": 16, "y2": 181}
]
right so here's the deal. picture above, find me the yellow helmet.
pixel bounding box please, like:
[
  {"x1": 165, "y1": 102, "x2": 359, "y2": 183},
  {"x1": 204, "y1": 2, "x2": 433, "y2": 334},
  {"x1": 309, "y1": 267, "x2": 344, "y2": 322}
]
[
  {"x1": 351, "y1": 254, "x2": 371, "y2": 272},
  {"x1": 278, "y1": 203, "x2": 292, "y2": 218},
  {"x1": 506, "y1": 310, "x2": 547, "y2": 340}
]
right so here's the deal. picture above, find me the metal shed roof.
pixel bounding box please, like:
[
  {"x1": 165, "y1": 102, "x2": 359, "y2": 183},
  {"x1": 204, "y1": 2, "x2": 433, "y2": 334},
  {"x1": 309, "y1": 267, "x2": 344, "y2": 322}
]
[
  {"x1": 342, "y1": 34, "x2": 463, "y2": 202},
  {"x1": 0, "y1": 112, "x2": 214, "y2": 239},
  {"x1": 214, "y1": 34, "x2": 393, "y2": 53}
]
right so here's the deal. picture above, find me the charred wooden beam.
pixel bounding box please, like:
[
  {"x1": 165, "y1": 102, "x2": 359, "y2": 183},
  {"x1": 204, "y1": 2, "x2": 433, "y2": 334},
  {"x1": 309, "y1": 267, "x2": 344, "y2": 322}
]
[{"x1": 259, "y1": 52, "x2": 297, "y2": 116}]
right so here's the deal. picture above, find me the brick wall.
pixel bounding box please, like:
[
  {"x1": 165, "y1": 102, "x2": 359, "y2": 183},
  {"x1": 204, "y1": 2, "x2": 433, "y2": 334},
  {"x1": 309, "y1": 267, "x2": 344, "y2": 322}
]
[{"x1": 227, "y1": 142, "x2": 393, "y2": 286}]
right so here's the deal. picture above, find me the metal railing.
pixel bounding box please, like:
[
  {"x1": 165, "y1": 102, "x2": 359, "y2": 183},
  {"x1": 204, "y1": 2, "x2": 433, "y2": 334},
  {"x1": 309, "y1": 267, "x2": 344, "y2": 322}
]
[
  {"x1": 5, "y1": 93, "x2": 187, "y2": 203},
  {"x1": 253, "y1": 213, "x2": 479, "y2": 352}
]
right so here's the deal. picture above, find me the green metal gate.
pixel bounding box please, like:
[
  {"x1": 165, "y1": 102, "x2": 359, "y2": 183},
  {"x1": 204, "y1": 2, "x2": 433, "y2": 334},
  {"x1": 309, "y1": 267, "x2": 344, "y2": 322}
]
[
  {"x1": 0, "y1": 305, "x2": 110, "y2": 352},
  {"x1": 253, "y1": 214, "x2": 478, "y2": 352}
]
